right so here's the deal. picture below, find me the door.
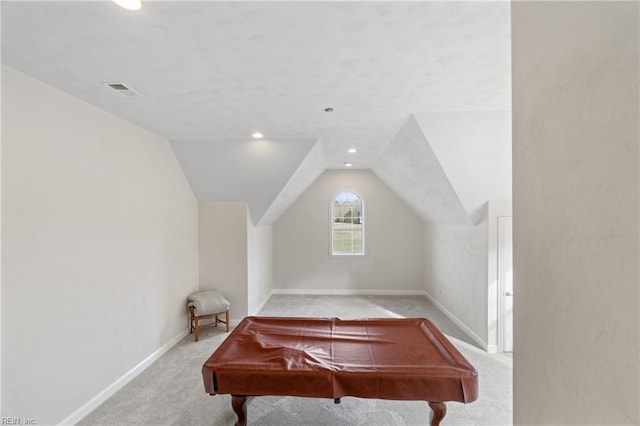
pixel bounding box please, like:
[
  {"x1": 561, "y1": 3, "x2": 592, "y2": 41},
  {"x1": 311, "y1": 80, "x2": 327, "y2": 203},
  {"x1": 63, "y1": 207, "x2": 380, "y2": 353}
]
[{"x1": 498, "y1": 217, "x2": 513, "y2": 353}]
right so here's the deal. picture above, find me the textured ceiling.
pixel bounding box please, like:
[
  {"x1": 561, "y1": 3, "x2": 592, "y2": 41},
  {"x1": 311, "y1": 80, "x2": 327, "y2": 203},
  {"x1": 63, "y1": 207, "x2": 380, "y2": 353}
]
[{"x1": 1, "y1": 1, "x2": 511, "y2": 224}]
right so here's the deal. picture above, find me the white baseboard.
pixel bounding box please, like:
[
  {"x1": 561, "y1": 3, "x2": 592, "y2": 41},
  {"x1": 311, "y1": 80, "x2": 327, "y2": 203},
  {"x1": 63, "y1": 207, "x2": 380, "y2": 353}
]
[
  {"x1": 251, "y1": 292, "x2": 273, "y2": 315},
  {"x1": 272, "y1": 289, "x2": 428, "y2": 296},
  {"x1": 59, "y1": 329, "x2": 189, "y2": 425},
  {"x1": 423, "y1": 291, "x2": 488, "y2": 351}
]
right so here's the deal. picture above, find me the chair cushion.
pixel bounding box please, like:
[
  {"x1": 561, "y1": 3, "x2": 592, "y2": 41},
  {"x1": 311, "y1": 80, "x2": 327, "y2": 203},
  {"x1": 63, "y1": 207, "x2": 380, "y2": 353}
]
[{"x1": 188, "y1": 290, "x2": 230, "y2": 316}]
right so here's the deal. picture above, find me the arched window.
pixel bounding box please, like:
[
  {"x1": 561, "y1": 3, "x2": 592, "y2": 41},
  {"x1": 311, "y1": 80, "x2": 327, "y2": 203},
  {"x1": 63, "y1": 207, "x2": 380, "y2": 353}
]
[{"x1": 331, "y1": 191, "x2": 364, "y2": 255}]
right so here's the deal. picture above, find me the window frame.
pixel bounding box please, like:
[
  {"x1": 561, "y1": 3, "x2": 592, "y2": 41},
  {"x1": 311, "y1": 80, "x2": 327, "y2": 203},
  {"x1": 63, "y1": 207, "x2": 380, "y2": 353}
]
[{"x1": 329, "y1": 190, "x2": 366, "y2": 257}]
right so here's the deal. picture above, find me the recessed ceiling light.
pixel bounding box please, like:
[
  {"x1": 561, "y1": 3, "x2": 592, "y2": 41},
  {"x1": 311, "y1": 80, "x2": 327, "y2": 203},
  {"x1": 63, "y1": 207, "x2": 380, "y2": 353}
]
[
  {"x1": 252, "y1": 132, "x2": 263, "y2": 139},
  {"x1": 324, "y1": 107, "x2": 334, "y2": 113},
  {"x1": 344, "y1": 162, "x2": 353, "y2": 167},
  {"x1": 348, "y1": 148, "x2": 357, "y2": 154},
  {"x1": 112, "y1": 0, "x2": 142, "y2": 11}
]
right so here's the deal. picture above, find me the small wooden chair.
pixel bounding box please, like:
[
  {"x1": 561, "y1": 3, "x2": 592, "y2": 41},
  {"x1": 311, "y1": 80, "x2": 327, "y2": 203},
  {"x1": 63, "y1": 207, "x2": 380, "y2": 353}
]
[{"x1": 187, "y1": 290, "x2": 230, "y2": 342}]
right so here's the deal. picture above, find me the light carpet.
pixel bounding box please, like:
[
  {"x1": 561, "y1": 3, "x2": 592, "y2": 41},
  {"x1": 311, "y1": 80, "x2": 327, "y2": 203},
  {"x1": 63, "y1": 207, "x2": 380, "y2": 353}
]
[{"x1": 79, "y1": 295, "x2": 512, "y2": 425}]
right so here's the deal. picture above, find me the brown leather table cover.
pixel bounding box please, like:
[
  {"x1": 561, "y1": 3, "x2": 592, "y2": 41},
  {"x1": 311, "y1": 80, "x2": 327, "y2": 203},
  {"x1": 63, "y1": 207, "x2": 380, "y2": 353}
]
[{"x1": 202, "y1": 316, "x2": 478, "y2": 403}]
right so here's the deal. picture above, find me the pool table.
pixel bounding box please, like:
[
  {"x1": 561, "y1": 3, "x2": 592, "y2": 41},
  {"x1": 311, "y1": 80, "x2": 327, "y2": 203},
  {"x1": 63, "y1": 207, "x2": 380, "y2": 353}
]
[{"x1": 202, "y1": 316, "x2": 478, "y2": 425}]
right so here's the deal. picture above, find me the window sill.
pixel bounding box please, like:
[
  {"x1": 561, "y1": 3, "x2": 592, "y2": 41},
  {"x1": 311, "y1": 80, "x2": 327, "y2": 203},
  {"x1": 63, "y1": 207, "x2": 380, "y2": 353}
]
[{"x1": 329, "y1": 252, "x2": 366, "y2": 258}]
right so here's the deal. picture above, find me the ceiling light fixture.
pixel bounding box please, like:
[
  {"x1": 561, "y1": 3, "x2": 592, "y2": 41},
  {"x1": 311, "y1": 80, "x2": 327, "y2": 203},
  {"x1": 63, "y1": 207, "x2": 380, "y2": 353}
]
[
  {"x1": 324, "y1": 107, "x2": 334, "y2": 112},
  {"x1": 344, "y1": 162, "x2": 353, "y2": 167},
  {"x1": 112, "y1": 0, "x2": 142, "y2": 11},
  {"x1": 252, "y1": 132, "x2": 264, "y2": 139},
  {"x1": 348, "y1": 148, "x2": 357, "y2": 153}
]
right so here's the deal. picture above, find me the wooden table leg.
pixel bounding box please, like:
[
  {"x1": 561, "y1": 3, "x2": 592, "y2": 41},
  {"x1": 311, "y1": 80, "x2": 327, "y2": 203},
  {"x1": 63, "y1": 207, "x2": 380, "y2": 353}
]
[
  {"x1": 231, "y1": 395, "x2": 247, "y2": 426},
  {"x1": 428, "y1": 401, "x2": 446, "y2": 426}
]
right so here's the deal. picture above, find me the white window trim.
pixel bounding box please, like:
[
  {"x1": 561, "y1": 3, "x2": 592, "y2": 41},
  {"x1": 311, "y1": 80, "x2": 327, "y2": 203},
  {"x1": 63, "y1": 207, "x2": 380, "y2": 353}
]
[{"x1": 329, "y1": 190, "x2": 366, "y2": 257}]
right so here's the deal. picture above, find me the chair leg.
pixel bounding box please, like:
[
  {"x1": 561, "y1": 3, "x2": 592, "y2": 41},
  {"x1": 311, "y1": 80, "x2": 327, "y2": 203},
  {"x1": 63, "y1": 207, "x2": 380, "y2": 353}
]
[
  {"x1": 225, "y1": 310, "x2": 230, "y2": 332},
  {"x1": 194, "y1": 316, "x2": 199, "y2": 342}
]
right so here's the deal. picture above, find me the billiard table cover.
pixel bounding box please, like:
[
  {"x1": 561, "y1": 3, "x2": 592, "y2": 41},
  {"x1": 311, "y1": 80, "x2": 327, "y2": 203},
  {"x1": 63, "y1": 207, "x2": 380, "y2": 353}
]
[{"x1": 202, "y1": 316, "x2": 478, "y2": 403}]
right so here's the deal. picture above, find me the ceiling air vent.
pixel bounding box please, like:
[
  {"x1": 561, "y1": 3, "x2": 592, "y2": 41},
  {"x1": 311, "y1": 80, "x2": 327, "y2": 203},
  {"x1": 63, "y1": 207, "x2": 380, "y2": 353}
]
[{"x1": 105, "y1": 82, "x2": 139, "y2": 97}]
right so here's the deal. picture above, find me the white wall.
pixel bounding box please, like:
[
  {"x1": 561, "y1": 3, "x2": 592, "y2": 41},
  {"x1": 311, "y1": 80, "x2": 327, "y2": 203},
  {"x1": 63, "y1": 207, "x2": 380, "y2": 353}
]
[
  {"x1": 512, "y1": 2, "x2": 639, "y2": 424},
  {"x1": 424, "y1": 207, "x2": 489, "y2": 347},
  {"x1": 274, "y1": 170, "x2": 424, "y2": 293},
  {"x1": 1, "y1": 66, "x2": 199, "y2": 424},
  {"x1": 247, "y1": 211, "x2": 273, "y2": 314},
  {"x1": 200, "y1": 202, "x2": 274, "y2": 319},
  {"x1": 199, "y1": 202, "x2": 248, "y2": 318}
]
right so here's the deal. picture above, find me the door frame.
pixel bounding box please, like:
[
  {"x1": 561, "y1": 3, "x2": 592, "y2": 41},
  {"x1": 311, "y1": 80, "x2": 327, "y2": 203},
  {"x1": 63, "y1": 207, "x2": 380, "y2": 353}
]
[{"x1": 497, "y1": 216, "x2": 513, "y2": 353}]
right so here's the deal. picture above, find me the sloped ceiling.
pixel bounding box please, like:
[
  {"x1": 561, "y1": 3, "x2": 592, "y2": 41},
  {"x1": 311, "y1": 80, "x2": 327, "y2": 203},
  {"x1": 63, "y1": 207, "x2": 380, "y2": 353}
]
[
  {"x1": 373, "y1": 112, "x2": 512, "y2": 225},
  {"x1": 373, "y1": 116, "x2": 472, "y2": 225},
  {"x1": 414, "y1": 111, "x2": 512, "y2": 224},
  {"x1": 259, "y1": 141, "x2": 326, "y2": 225},
  {"x1": 170, "y1": 138, "x2": 318, "y2": 222},
  {"x1": 1, "y1": 1, "x2": 511, "y2": 225}
]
